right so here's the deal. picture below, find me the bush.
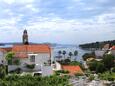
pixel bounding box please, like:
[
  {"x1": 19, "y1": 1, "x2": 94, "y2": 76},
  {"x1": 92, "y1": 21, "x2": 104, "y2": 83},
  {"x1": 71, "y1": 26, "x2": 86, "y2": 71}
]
[
  {"x1": 103, "y1": 54, "x2": 115, "y2": 70},
  {"x1": 13, "y1": 59, "x2": 20, "y2": 65},
  {"x1": 26, "y1": 64, "x2": 35, "y2": 69},
  {"x1": 88, "y1": 60, "x2": 106, "y2": 73},
  {"x1": 0, "y1": 65, "x2": 6, "y2": 79},
  {"x1": 55, "y1": 70, "x2": 69, "y2": 75},
  {"x1": 96, "y1": 62, "x2": 106, "y2": 73},
  {"x1": 0, "y1": 74, "x2": 70, "y2": 86},
  {"x1": 82, "y1": 52, "x2": 95, "y2": 61},
  {"x1": 112, "y1": 67, "x2": 115, "y2": 72},
  {"x1": 9, "y1": 68, "x2": 21, "y2": 74},
  {"x1": 89, "y1": 74, "x2": 95, "y2": 81},
  {"x1": 75, "y1": 73, "x2": 83, "y2": 76},
  {"x1": 99, "y1": 72, "x2": 115, "y2": 81}
]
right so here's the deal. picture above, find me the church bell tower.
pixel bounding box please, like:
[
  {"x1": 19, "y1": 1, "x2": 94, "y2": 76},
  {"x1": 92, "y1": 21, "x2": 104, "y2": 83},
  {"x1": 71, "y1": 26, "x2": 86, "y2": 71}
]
[{"x1": 23, "y1": 29, "x2": 28, "y2": 44}]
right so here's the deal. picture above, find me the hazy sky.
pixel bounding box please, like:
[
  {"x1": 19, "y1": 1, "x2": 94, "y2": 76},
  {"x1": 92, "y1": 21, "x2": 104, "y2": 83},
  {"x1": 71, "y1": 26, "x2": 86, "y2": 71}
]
[{"x1": 0, "y1": 0, "x2": 115, "y2": 44}]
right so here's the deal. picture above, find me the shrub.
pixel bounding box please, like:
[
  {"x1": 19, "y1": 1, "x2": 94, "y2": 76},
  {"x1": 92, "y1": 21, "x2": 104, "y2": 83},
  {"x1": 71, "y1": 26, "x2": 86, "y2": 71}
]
[
  {"x1": 26, "y1": 64, "x2": 35, "y2": 69},
  {"x1": 82, "y1": 52, "x2": 95, "y2": 61},
  {"x1": 13, "y1": 59, "x2": 20, "y2": 65},
  {"x1": 112, "y1": 67, "x2": 115, "y2": 72},
  {"x1": 55, "y1": 70, "x2": 69, "y2": 75},
  {"x1": 0, "y1": 74, "x2": 70, "y2": 86},
  {"x1": 75, "y1": 73, "x2": 83, "y2": 76},
  {"x1": 89, "y1": 74, "x2": 95, "y2": 81}
]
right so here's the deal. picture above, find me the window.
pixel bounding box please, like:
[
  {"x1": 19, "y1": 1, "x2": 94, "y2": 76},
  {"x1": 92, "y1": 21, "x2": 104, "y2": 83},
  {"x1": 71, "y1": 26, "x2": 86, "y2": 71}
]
[{"x1": 30, "y1": 55, "x2": 35, "y2": 62}]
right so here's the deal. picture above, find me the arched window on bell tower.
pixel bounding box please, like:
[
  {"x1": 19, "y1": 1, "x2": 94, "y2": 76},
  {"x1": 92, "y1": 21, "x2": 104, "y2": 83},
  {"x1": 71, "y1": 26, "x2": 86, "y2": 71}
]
[{"x1": 22, "y1": 29, "x2": 29, "y2": 44}]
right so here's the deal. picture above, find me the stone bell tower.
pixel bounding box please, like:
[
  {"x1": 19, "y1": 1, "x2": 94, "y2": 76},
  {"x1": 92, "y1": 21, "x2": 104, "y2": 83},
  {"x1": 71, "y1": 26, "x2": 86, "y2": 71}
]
[{"x1": 22, "y1": 29, "x2": 28, "y2": 44}]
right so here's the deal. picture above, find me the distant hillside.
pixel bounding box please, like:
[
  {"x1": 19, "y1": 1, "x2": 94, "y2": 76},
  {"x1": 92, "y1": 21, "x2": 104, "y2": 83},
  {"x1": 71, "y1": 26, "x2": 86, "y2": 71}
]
[{"x1": 79, "y1": 40, "x2": 115, "y2": 49}]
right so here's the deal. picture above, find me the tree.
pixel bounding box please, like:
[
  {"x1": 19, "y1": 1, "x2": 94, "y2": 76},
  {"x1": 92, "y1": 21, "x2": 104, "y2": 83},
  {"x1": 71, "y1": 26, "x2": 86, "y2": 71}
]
[
  {"x1": 74, "y1": 50, "x2": 78, "y2": 56},
  {"x1": 5, "y1": 52, "x2": 15, "y2": 65},
  {"x1": 58, "y1": 50, "x2": 62, "y2": 55},
  {"x1": 74, "y1": 50, "x2": 78, "y2": 61},
  {"x1": 103, "y1": 54, "x2": 115, "y2": 70},
  {"x1": 96, "y1": 62, "x2": 106, "y2": 73},
  {"x1": 88, "y1": 60, "x2": 98, "y2": 71},
  {"x1": 58, "y1": 50, "x2": 62, "y2": 61},
  {"x1": 62, "y1": 50, "x2": 66, "y2": 59},
  {"x1": 68, "y1": 52, "x2": 73, "y2": 61},
  {"x1": 82, "y1": 53, "x2": 95, "y2": 61}
]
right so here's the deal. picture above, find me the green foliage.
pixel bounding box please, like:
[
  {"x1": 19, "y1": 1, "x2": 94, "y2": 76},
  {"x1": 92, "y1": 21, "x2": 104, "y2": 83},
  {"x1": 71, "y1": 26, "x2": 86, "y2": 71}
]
[
  {"x1": 13, "y1": 59, "x2": 20, "y2": 65},
  {"x1": 74, "y1": 50, "x2": 78, "y2": 56},
  {"x1": 96, "y1": 62, "x2": 106, "y2": 73},
  {"x1": 112, "y1": 67, "x2": 115, "y2": 72},
  {"x1": 59, "y1": 59, "x2": 70, "y2": 65},
  {"x1": 88, "y1": 60, "x2": 98, "y2": 71},
  {"x1": 0, "y1": 65, "x2": 7, "y2": 79},
  {"x1": 103, "y1": 54, "x2": 115, "y2": 70},
  {"x1": 88, "y1": 54, "x2": 115, "y2": 73},
  {"x1": 9, "y1": 68, "x2": 21, "y2": 74},
  {"x1": 5, "y1": 52, "x2": 14, "y2": 60},
  {"x1": 0, "y1": 74, "x2": 70, "y2": 86},
  {"x1": 69, "y1": 61, "x2": 81, "y2": 66},
  {"x1": 89, "y1": 74, "x2": 95, "y2": 81},
  {"x1": 82, "y1": 52, "x2": 95, "y2": 61},
  {"x1": 88, "y1": 60, "x2": 106, "y2": 73},
  {"x1": 75, "y1": 73, "x2": 83, "y2": 76},
  {"x1": 62, "y1": 50, "x2": 66, "y2": 55},
  {"x1": 59, "y1": 60, "x2": 83, "y2": 69},
  {"x1": 58, "y1": 51, "x2": 62, "y2": 55},
  {"x1": 79, "y1": 40, "x2": 115, "y2": 49},
  {"x1": 5, "y1": 52, "x2": 15, "y2": 65},
  {"x1": 68, "y1": 52, "x2": 73, "y2": 57},
  {"x1": 26, "y1": 64, "x2": 35, "y2": 69},
  {"x1": 98, "y1": 72, "x2": 115, "y2": 81},
  {"x1": 55, "y1": 70, "x2": 69, "y2": 75}
]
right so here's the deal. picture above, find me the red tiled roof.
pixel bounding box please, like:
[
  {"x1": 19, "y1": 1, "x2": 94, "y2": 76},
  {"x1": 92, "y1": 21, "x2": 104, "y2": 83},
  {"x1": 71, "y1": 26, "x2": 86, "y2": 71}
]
[
  {"x1": 0, "y1": 48, "x2": 6, "y2": 52},
  {"x1": 12, "y1": 44, "x2": 50, "y2": 53},
  {"x1": 12, "y1": 44, "x2": 51, "y2": 58},
  {"x1": 62, "y1": 65, "x2": 83, "y2": 75},
  {"x1": 110, "y1": 46, "x2": 115, "y2": 50},
  {"x1": 2, "y1": 47, "x2": 12, "y2": 52}
]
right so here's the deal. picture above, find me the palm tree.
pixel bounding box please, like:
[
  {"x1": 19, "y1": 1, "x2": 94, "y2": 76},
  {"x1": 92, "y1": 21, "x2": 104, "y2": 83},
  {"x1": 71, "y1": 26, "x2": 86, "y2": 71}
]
[
  {"x1": 68, "y1": 52, "x2": 73, "y2": 61},
  {"x1": 58, "y1": 50, "x2": 62, "y2": 55},
  {"x1": 62, "y1": 50, "x2": 66, "y2": 59},
  {"x1": 58, "y1": 50, "x2": 62, "y2": 61},
  {"x1": 74, "y1": 50, "x2": 78, "y2": 61}
]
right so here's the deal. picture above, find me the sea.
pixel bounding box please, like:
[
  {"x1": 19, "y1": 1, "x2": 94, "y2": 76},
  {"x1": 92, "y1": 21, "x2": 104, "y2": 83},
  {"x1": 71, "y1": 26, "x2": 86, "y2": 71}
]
[{"x1": 51, "y1": 44, "x2": 91, "y2": 62}]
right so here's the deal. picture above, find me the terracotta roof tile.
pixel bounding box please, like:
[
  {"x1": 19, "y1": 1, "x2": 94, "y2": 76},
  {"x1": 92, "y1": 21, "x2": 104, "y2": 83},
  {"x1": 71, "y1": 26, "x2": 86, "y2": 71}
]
[
  {"x1": 12, "y1": 44, "x2": 51, "y2": 58},
  {"x1": 62, "y1": 65, "x2": 83, "y2": 75},
  {"x1": 0, "y1": 48, "x2": 6, "y2": 52},
  {"x1": 12, "y1": 44, "x2": 50, "y2": 53}
]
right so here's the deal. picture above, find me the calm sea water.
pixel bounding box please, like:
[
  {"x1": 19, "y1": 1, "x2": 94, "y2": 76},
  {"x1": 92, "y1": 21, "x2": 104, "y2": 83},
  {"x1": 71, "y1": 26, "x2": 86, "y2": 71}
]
[{"x1": 52, "y1": 45, "x2": 91, "y2": 62}]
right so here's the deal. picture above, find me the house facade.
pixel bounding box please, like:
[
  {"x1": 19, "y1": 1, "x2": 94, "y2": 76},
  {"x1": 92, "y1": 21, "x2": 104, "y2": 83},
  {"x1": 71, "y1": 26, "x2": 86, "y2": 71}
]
[{"x1": 12, "y1": 44, "x2": 51, "y2": 66}]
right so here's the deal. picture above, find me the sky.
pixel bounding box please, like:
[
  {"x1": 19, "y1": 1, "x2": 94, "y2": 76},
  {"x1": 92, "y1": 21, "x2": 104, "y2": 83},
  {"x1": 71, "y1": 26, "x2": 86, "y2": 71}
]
[{"x1": 0, "y1": 0, "x2": 115, "y2": 44}]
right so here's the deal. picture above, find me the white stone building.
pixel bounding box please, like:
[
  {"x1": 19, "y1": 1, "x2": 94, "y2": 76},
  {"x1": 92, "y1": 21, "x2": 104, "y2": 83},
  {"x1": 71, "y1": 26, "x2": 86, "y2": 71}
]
[{"x1": 12, "y1": 44, "x2": 51, "y2": 66}]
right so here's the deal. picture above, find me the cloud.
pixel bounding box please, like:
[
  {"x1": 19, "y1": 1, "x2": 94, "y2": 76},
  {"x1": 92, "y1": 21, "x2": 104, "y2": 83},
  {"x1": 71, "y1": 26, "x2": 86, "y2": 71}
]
[
  {"x1": 0, "y1": 0, "x2": 35, "y2": 4},
  {"x1": 0, "y1": 0, "x2": 115, "y2": 44}
]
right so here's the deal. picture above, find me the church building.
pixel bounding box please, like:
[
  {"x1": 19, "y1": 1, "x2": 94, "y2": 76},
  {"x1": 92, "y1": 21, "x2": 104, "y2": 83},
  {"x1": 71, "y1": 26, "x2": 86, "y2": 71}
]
[{"x1": 0, "y1": 30, "x2": 51, "y2": 66}]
